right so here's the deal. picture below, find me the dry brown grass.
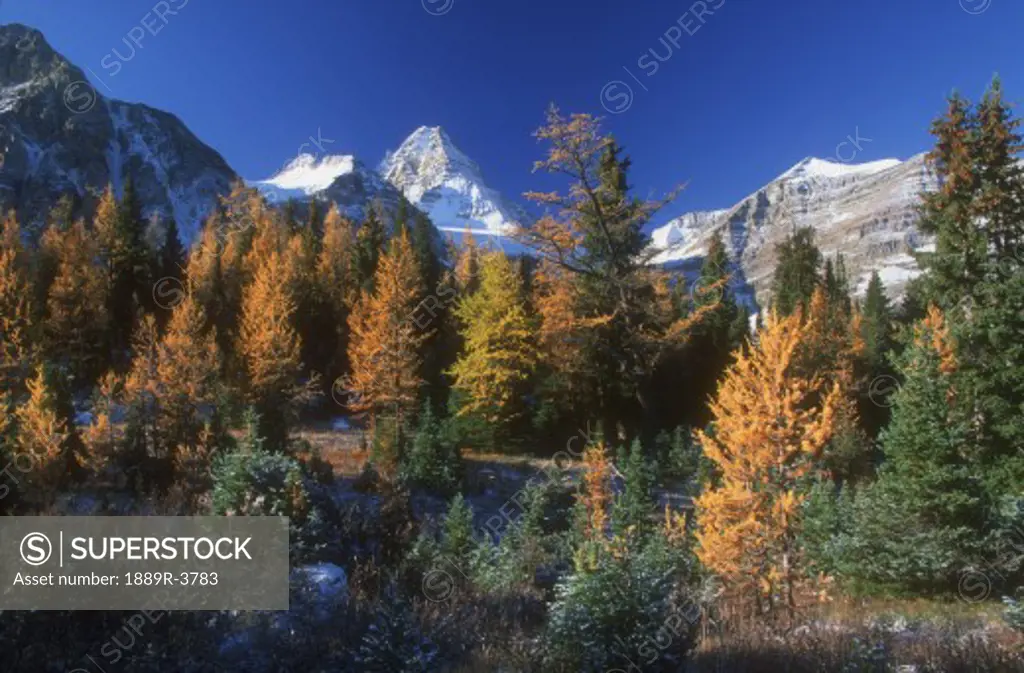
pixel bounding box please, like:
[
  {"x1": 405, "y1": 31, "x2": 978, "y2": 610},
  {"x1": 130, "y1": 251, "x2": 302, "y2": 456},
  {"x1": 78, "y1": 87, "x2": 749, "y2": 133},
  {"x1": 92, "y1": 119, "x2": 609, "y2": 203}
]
[
  {"x1": 692, "y1": 596, "x2": 1024, "y2": 673},
  {"x1": 294, "y1": 426, "x2": 370, "y2": 476},
  {"x1": 289, "y1": 422, "x2": 585, "y2": 482}
]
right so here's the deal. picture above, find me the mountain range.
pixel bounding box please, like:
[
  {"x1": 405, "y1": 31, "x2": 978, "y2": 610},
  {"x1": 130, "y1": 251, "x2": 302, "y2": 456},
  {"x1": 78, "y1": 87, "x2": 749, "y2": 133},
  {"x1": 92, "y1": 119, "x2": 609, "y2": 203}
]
[
  {"x1": 0, "y1": 23, "x2": 939, "y2": 306},
  {"x1": 651, "y1": 154, "x2": 939, "y2": 306}
]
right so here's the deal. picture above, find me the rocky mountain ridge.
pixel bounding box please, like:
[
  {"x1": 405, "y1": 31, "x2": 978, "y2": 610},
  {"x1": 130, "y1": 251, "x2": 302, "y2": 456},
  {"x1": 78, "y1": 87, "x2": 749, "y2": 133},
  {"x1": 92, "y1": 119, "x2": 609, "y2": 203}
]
[
  {"x1": 651, "y1": 153, "x2": 940, "y2": 304},
  {"x1": 1, "y1": 23, "x2": 941, "y2": 308},
  {"x1": 0, "y1": 23, "x2": 237, "y2": 242}
]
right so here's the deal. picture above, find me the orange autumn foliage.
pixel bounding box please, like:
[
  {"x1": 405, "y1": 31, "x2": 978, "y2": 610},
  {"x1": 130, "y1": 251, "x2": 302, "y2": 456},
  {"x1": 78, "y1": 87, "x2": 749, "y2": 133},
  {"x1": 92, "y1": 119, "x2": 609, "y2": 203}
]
[
  {"x1": 0, "y1": 211, "x2": 34, "y2": 389},
  {"x1": 580, "y1": 440, "x2": 613, "y2": 543},
  {"x1": 346, "y1": 230, "x2": 428, "y2": 420},
  {"x1": 516, "y1": 108, "x2": 720, "y2": 413},
  {"x1": 920, "y1": 304, "x2": 957, "y2": 376},
  {"x1": 695, "y1": 309, "x2": 840, "y2": 610}
]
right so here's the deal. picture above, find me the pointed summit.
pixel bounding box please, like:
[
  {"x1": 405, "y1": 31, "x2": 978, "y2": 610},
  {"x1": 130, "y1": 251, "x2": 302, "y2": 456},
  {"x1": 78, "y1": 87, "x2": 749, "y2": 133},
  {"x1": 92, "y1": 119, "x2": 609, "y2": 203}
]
[{"x1": 379, "y1": 125, "x2": 527, "y2": 235}]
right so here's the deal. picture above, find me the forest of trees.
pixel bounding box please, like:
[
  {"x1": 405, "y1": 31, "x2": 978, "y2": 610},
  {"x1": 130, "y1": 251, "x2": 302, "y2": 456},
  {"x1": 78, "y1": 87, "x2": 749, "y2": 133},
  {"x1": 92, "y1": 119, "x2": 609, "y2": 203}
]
[{"x1": 1, "y1": 84, "x2": 1023, "y2": 671}]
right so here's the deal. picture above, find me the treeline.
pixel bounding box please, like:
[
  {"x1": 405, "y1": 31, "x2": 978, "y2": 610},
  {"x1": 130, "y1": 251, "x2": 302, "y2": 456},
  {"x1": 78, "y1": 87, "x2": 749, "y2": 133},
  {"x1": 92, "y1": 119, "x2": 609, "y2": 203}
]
[{"x1": 0, "y1": 108, "x2": 753, "y2": 507}]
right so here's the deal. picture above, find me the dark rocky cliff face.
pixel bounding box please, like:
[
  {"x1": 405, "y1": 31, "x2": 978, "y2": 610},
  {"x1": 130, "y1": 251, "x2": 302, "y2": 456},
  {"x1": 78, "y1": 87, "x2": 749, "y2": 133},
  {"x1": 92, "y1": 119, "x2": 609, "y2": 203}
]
[{"x1": 0, "y1": 23, "x2": 238, "y2": 241}]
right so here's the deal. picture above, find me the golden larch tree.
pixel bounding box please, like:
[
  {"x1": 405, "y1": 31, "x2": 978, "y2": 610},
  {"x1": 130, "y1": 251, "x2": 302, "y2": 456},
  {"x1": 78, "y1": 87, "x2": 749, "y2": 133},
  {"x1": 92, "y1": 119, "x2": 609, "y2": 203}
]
[
  {"x1": 43, "y1": 219, "x2": 110, "y2": 384},
  {"x1": 448, "y1": 251, "x2": 538, "y2": 444},
  {"x1": 0, "y1": 211, "x2": 35, "y2": 391},
  {"x1": 346, "y1": 229, "x2": 427, "y2": 424},
  {"x1": 695, "y1": 310, "x2": 840, "y2": 614},
  {"x1": 572, "y1": 439, "x2": 616, "y2": 572},
  {"x1": 453, "y1": 227, "x2": 480, "y2": 295},
  {"x1": 802, "y1": 285, "x2": 868, "y2": 480},
  {"x1": 315, "y1": 205, "x2": 354, "y2": 384},
  {"x1": 513, "y1": 107, "x2": 721, "y2": 430},
  {"x1": 80, "y1": 371, "x2": 123, "y2": 472},
  {"x1": 317, "y1": 204, "x2": 354, "y2": 311},
  {"x1": 15, "y1": 364, "x2": 76, "y2": 504},
  {"x1": 156, "y1": 291, "x2": 222, "y2": 459},
  {"x1": 186, "y1": 219, "x2": 225, "y2": 333},
  {"x1": 239, "y1": 247, "x2": 315, "y2": 450},
  {"x1": 123, "y1": 316, "x2": 164, "y2": 466}
]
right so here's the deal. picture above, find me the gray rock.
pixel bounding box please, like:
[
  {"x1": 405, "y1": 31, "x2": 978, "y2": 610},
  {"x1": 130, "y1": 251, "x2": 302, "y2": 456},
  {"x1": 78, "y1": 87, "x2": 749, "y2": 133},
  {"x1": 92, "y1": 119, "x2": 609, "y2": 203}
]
[{"x1": 0, "y1": 24, "x2": 237, "y2": 242}]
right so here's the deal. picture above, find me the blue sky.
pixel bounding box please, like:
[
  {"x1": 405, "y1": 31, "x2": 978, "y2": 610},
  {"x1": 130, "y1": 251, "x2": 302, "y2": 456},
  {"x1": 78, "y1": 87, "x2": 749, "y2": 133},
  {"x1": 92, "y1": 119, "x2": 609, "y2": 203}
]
[{"x1": 3, "y1": 0, "x2": 1022, "y2": 224}]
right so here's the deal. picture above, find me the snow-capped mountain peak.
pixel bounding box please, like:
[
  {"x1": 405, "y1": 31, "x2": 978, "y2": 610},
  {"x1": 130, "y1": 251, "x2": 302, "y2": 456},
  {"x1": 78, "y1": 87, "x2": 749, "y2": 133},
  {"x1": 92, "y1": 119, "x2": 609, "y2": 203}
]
[
  {"x1": 250, "y1": 152, "x2": 410, "y2": 224},
  {"x1": 379, "y1": 125, "x2": 527, "y2": 235},
  {"x1": 650, "y1": 152, "x2": 939, "y2": 306},
  {"x1": 777, "y1": 156, "x2": 904, "y2": 182},
  {"x1": 257, "y1": 154, "x2": 356, "y2": 195}
]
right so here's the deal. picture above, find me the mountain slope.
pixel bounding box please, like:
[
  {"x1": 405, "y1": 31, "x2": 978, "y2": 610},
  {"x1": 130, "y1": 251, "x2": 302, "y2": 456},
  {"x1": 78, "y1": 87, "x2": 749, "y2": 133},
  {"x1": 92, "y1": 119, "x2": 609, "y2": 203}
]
[
  {"x1": 253, "y1": 153, "x2": 410, "y2": 223},
  {"x1": 651, "y1": 154, "x2": 939, "y2": 305},
  {"x1": 379, "y1": 126, "x2": 528, "y2": 235},
  {"x1": 0, "y1": 24, "x2": 238, "y2": 241}
]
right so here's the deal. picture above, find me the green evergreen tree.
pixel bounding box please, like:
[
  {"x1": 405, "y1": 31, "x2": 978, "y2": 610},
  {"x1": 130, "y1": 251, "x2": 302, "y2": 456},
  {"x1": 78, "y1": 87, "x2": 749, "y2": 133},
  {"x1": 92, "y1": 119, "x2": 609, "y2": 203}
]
[
  {"x1": 963, "y1": 267, "x2": 1024, "y2": 495},
  {"x1": 974, "y1": 77, "x2": 1024, "y2": 258},
  {"x1": 306, "y1": 199, "x2": 324, "y2": 243},
  {"x1": 770, "y1": 227, "x2": 822, "y2": 316},
  {"x1": 441, "y1": 492, "x2": 475, "y2": 563},
  {"x1": 351, "y1": 204, "x2": 387, "y2": 293},
  {"x1": 667, "y1": 232, "x2": 745, "y2": 428},
  {"x1": 916, "y1": 92, "x2": 987, "y2": 310},
  {"x1": 858, "y1": 271, "x2": 896, "y2": 437},
  {"x1": 823, "y1": 253, "x2": 851, "y2": 316},
  {"x1": 612, "y1": 438, "x2": 654, "y2": 543},
  {"x1": 400, "y1": 401, "x2": 461, "y2": 494},
  {"x1": 109, "y1": 176, "x2": 148, "y2": 354},
  {"x1": 667, "y1": 426, "x2": 699, "y2": 486},
  {"x1": 155, "y1": 218, "x2": 185, "y2": 328},
  {"x1": 913, "y1": 81, "x2": 1024, "y2": 501},
  {"x1": 861, "y1": 271, "x2": 893, "y2": 372},
  {"x1": 281, "y1": 199, "x2": 299, "y2": 233},
  {"x1": 841, "y1": 309, "x2": 987, "y2": 592}
]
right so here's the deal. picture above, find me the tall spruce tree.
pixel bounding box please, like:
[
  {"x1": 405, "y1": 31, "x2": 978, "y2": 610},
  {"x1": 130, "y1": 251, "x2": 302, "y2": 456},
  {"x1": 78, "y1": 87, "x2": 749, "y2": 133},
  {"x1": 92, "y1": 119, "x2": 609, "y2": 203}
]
[
  {"x1": 914, "y1": 82, "x2": 1024, "y2": 499},
  {"x1": 916, "y1": 92, "x2": 986, "y2": 310},
  {"x1": 770, "y1": 226, "x2": 822, "y2": 317},
  {"x1": 842, "y1": 307, "x2": 987, "y2": 592},
  {"x1": 974, "y1": 77, "x2": 1024, "y2": 258},
  {"x1": 858, "y1": 271, "x2": 896, "y2": 437},
  {"x1": 352, "y1": 204, "x2": 387, "y2": 294},
  {"x1": 612, "y1": 438, "x2": 655, "y2": 544},
  {"x1": 159, "y1": 219, "x2": 186, "y2": 283},
  {"x1": 664, "y1": 231, "x2": 744, "y2": 428},
  {"x1": 106, "y1": 177, "x2": 148, "y2": 357}
]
